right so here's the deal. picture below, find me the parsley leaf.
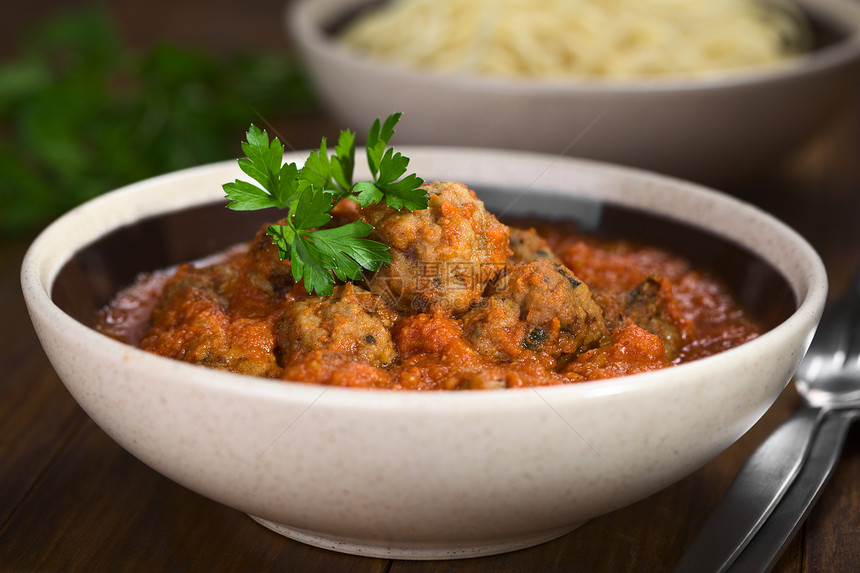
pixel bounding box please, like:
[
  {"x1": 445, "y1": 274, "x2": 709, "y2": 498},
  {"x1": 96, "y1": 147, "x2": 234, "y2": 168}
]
[
  {"x1": 223, "y1": 113, "x2": 426, "y2": 296},
  {"x1": 291, "y1": 185, "x2": 333, "y2": 231},
  {"x1": 307, "y1": 221, "x2": 391, "y2": 282},
  {"x1": 369, "y1": 147, "x2": 427, "y2": 211},
  {"x1": 300, "y1": 138, "x2": 334, "y2": 193},
  {"x1": 356, "y1": 114, "x2": 427, "y2": 211},
  {"x1": 266, "y1": 224, "x2": 295, "y2": 260},
  {"x1": 224, "y1": 125, "x2": 301, "y2": 210},
  {"x1": 290, "y1": 233, "x2": 338, "y2": 296},
  {"x1": 331, "y1": 129, "x2": 356, "y2": 193},
  {"x1": 366, "y1": 112, "x2": 401, "y2": 179}
]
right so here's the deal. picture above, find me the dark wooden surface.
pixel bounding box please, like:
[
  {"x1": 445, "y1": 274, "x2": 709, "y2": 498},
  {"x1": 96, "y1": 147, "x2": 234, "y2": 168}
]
[{"x1": 3, "y1": 2, "x2": 860, "y2": 571}]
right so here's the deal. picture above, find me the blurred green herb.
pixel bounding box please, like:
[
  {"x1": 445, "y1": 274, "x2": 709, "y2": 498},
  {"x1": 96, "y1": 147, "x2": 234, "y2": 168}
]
[{"x1": 0, "y1": 7, "x2": 315, "y2": 236}]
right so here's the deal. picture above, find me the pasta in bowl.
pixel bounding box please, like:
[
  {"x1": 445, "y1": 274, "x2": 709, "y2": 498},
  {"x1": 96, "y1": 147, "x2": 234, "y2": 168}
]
[
  {"x1": 22, "y1": 146, "x2": 826, "y2": 558},
  {"x1": 288, "y1": 0, "x2": 860, "y2": 186},
  {"x1": 338, "y1": 0, "x2": 811, "y2": 80}
]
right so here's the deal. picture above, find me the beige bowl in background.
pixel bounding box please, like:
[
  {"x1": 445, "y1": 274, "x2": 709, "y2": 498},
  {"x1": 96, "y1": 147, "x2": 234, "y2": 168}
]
[
  {"x1": 288, "y1": 0, "x2": 860, "y2": 187},
  {"x1": 22, "y1": 148, "x2": 826, "y2": 559}
]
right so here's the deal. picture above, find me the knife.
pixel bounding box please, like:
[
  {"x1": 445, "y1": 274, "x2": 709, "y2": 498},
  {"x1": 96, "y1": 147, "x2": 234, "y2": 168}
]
[
  {"x1": 670, "y1": 407, "x2": 826, "y2": 573},
  {"x1": 726, "y1": 408, "x2": 858, "y2": 573}
]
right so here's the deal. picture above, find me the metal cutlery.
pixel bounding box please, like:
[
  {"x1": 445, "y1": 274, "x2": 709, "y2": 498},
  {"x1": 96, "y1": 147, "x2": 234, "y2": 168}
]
[
  {"x1": 727, "y1": 407, "x2": 859, "y2": 572},
  {"x1": 673, "y1": 266, "x2": 860, "y2": 573}
]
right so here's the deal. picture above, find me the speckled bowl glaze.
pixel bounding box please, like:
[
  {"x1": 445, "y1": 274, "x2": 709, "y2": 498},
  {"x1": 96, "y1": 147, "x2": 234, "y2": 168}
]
[
  {"x1": 22, "y1": 148, "x2": 826, "y2": 559},
  {"x1": 288, "y1": 0, "x2": 860, "y2": 186}
]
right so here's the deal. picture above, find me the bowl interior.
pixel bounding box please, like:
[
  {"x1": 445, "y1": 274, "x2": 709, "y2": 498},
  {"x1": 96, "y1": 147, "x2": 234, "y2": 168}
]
[{"x1": 52, "y1": 184, "x2": 796, "y2": 341}]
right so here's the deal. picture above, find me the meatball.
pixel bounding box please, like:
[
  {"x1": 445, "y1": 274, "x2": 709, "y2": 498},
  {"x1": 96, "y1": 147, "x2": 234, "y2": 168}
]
[
  {"x1": 157, "y1": 261, "x2": 234, "y2": 308},
  {"x1": 592, "y1": 276, "x2": 685, "y2": 360},
  {"x1": 277, "y1": 283, "x2": 398, "y2": 367},
  {"x1": 140, "y1": 263, "x2": 281, "y2": 377},
  {"x1": 462, "y1": 259, "x2": 606, "y2": 363},
  {"x1": 508, "y1": 226, "x2": 561, "y2": 263},
  {"x1": 359, "y1": 181, "x2": 510, "y2": 313},
  {"x1": 281, "y1": 350, "x2": 393, "y2": 388},
  {"x1": 563, "y1": 322, "x2": 673, "y2": 382}
]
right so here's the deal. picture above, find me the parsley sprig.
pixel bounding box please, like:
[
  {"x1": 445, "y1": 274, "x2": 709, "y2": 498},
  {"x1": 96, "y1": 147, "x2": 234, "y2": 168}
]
[{"x1": 223, "y1": 113, "x2": 427, "y2": 296}]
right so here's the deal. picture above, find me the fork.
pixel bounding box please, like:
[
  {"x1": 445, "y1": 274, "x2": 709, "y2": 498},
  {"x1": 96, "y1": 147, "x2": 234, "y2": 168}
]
[
  {"x1": 673, "y1": 265, "x2": 860, "y2": 573},
  {"x1": 726, "y1": 266, "x2": 860, "y2": 572}
]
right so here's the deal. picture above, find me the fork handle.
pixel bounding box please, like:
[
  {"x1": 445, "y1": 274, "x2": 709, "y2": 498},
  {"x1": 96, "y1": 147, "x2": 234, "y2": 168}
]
[
  {"x1": 672, "y1": 407, "x2": 826, "y2": 573},
  {"x1": 727, "y1": 409, "x2": 858, "y2": 573}
]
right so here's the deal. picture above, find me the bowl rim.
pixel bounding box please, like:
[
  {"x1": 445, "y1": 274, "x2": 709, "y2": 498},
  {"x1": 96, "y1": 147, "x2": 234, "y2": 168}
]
[
  {"x1": 21, "y1": 147, "x2": 828, "y2": 410},
  {"x1": 288, "y1": 0, "x2": 860, "y2": 93}
]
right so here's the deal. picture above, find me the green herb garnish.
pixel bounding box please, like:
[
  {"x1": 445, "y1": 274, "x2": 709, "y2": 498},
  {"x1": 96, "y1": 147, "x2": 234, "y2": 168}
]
[
  {"x1": 0, "y1": 7, "x2": 314, "y2": 237},
  {"x1": 223, "y1": 113, "x2": 427, "y2": 296}
]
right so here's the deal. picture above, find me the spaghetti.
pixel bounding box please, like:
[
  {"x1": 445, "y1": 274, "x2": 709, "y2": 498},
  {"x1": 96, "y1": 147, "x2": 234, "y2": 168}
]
[{"x1": 339, "y1": 0, "x2": 812, "y2": 80}]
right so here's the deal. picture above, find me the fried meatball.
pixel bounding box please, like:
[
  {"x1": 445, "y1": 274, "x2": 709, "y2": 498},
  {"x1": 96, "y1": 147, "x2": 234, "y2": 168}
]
[
  {"x1": 508, "y1": 226, "x2": 561, "y2": 263},
  {"x1": 462, "y1": 259, "x2": 606, "y2": 363},
  {"x1": 140, "y1": 263, "x2": 281, "y2": 377},
  {"x1": 593, "y1": 276, "x2": 685, "y2": 360},
  {"x1": 563, "y1": 322, "x2": 673, "y2": 382},
  {"x1": 359, "y1": 181, "x2": 510, "y2": 314},
  {"x1": 278, "y1": 283, "x2": 398, "y2": 367},
  {"x1": 281, "y1": 350, "x2": 393, "y2": 388}
]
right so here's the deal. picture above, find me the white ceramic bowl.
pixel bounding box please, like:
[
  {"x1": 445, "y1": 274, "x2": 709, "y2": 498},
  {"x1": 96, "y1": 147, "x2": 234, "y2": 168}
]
[
  {"x1": 288, "y1": 0, "x2": 860, "y2": 187},
  {"x1": 22, "y1": 148, "x2": 826, "y2": 559}
]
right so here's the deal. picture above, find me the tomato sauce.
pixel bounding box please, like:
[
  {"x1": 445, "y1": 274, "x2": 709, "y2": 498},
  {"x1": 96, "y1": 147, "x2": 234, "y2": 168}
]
[{"x1": 98, "y1": 216, "x2": 761, "y2": 390}]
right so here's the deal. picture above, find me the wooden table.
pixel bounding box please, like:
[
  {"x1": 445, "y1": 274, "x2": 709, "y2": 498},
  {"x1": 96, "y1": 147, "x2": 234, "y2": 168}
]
[{"x1": 3, "y1": 2, "x2": 860, "y2": 571}]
